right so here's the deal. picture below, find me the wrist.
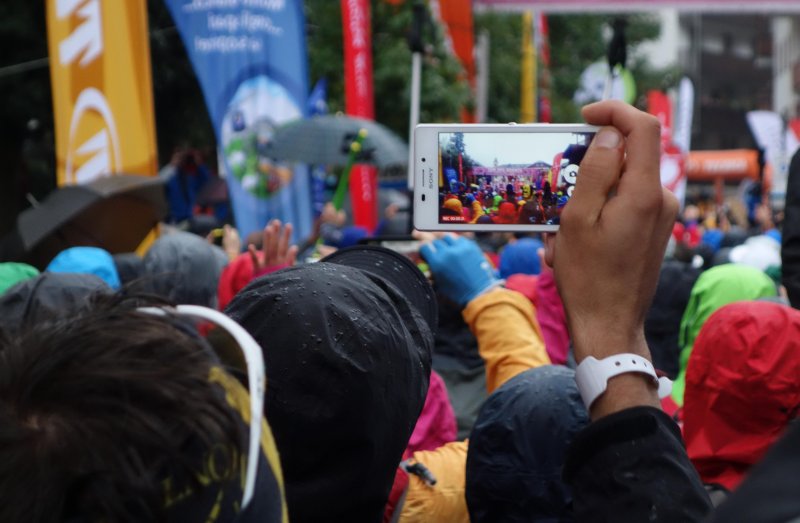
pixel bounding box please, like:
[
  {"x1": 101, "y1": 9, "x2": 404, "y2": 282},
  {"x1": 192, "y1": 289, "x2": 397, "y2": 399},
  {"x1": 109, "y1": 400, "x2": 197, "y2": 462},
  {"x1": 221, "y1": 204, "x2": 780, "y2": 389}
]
[
  {"x1": 590, "y1": 373, "x2": 661, "y2": 420},
  {"x1": 572, "y1": 333, "x2": 663, "y2": 421}
]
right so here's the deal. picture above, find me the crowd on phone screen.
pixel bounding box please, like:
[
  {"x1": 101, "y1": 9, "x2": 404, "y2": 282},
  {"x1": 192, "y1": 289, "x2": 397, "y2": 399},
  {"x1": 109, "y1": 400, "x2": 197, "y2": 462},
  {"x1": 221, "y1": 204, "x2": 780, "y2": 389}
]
[{"x1": 3, "y1": 102, "x2": 800, "y2": 522}]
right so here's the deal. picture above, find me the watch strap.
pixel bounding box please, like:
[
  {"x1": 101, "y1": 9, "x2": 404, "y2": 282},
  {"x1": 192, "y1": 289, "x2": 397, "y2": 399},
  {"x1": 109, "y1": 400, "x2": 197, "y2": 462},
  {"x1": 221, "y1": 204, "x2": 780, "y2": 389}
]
[{"x1": 575, "y1": 353, "x2": 673, "y2": 409}]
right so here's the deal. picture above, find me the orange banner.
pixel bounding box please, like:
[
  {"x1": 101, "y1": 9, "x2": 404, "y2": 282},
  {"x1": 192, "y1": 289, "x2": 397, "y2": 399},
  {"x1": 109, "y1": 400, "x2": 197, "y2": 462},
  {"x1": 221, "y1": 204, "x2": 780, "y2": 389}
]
[
  {"x1": 686, "y1": 149, "x2": 761, "y2": 182},
  {"x1": 47, "y1": 0, "x2": 158, "y2": 186}
]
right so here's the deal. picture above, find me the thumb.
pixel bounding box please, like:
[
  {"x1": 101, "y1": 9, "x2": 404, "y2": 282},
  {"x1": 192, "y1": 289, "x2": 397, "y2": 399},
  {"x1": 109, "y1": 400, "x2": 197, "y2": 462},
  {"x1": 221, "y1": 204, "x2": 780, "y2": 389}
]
[{"x1": 565, "y1": 127, "x2": 624, "y2": 225}]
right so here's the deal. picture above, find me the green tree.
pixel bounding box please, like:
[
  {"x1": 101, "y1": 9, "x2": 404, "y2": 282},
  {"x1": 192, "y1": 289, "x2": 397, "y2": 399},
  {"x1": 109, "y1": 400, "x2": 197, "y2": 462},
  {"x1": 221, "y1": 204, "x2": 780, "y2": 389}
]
[
  {"x1": 305, "y1": 0, "x2": 472, "y2": 139},
  {"x1": 474, "y1": 12, "x2": 671, "y2": 123}
]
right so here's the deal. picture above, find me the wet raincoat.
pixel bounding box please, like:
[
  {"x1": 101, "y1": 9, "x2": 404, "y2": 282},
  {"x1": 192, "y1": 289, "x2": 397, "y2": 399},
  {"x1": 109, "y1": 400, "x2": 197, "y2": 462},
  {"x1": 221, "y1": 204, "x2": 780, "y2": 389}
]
[
  {"x1": 709, "y1": 416, "x2": 800, "y2": 522},
  {"x1": 563, "y1": 406, "x2": 712, "y2": 522},
  {"x1": 672, "y1": 264, "x2": 777, "y2": 405},
  {"x1": 46, "y1": 246, "x2": 121, "y2": 289},
  {"x1": 144, "y1": 232, "x2": 229, "y2": 308},
  {"x1": 0, "y1": 272, "x2": 110, "y2": 333},
  {"x1": 466, "y1": 365, "x2": 589, "y2": 522},
  {"x1": 225, "y1": 262, "x2": 433, "y2": 523},
  {"x1": 683, "y1": 301, "x2": 800, "y2": 492}
]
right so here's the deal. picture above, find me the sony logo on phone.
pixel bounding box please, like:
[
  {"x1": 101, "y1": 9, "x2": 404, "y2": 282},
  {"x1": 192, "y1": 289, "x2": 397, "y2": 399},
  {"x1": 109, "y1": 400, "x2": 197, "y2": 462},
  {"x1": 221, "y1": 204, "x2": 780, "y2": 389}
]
[{"x1": 427, "y1": 168, "x2": 434, "y2": 190}]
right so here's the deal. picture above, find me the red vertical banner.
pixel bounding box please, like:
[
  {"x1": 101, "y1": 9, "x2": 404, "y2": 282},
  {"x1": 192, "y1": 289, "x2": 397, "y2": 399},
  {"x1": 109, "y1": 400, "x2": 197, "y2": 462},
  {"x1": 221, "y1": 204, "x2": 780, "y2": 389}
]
[
  {"x1": 433, "y1": 0, "x2": 477, "y2": 122},
  {"x1": 342, "y1": 0, "x2": 378, "y2": 231}
]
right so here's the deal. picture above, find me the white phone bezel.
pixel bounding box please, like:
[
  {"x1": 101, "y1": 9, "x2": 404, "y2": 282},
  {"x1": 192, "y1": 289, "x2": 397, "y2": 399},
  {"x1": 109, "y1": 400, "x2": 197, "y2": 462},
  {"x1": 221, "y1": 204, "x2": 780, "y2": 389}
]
[{"x1": 412, "y1": 123, "x2": 599, "y2": 232}]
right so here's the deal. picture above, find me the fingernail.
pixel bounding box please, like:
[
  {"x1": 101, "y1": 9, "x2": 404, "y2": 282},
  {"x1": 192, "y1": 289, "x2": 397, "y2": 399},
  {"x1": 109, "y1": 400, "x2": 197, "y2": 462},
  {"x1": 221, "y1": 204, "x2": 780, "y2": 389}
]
[{"x1": 593, "y1": 128, "x2": 621, "y2": 149}]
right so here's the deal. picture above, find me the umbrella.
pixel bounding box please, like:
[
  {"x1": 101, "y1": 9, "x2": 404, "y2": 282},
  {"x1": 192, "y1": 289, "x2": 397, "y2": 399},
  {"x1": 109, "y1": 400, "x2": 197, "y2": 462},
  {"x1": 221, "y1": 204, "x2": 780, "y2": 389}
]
[
  {"x1": 264, "y1": 114, "x2": 409, "y2": 169},
  {"x1": 2, "y1": 174, "x2": 167, "y2": 269}
]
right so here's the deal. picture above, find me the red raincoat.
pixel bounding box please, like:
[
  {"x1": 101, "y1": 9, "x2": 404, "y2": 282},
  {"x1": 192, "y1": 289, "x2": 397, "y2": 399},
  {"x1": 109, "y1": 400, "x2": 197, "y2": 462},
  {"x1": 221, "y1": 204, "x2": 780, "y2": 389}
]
[{"x1": 683, "y1": 301, "x2": 800, "y2": 491}]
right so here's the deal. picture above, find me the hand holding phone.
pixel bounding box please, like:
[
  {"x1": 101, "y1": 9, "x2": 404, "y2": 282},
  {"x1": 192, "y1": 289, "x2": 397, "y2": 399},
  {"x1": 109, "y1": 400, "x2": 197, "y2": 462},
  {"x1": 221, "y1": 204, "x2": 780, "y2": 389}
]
[
  {"x1": 544, "y1": 100, "x2": 677, "y2": 418},
  {"x1": 413, "y1": 123, "x2": 598, "y2": 232}
]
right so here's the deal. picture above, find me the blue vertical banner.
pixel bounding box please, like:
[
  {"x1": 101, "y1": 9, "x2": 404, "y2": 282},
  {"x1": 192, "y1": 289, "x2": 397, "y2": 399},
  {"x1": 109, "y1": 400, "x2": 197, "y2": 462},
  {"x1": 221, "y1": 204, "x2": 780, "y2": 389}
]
[{"x1": 164, "y1": 0, "x2": 311, "y2": 241}]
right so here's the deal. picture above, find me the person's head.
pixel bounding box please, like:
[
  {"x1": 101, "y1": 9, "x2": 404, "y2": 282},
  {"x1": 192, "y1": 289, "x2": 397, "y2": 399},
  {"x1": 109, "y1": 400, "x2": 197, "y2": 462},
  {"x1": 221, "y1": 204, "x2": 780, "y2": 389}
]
[
  {"x1": 0, "y1": 272, "x2": 111, "y2": 335},
  {"x1": 144, "y1": 232, "x2": 229, "y2": 307},
  {"x1": 225, "y1": 246, "x2": 436, "y2": 523},
  {"x1": 683, "y1": 301, "x2": 800, "y2": 491},
  {"x1": 672, "y1": 263, "x2": 777, "y2": 405},
  {"x1": 443, "y1": 198, "x2": 463, "y2": 214},
  {"x1": 46, "y1": 246, "x2": 121, "y2": 290},
  {"x1": 644, "y1": 260, "x2": 701, "y2": 379},
  {"x1": 498, "y1": 237, "x2": 543, "y2": 278},
  {"x1": 466, "y1": 366, "x2": 589, "y2": 522},
  {"x1": 0, "y1": 294, "x2": 286, "y2": 522},
  {"x1": 0, "y1": 262, "x2": 39, "y2": 296}
]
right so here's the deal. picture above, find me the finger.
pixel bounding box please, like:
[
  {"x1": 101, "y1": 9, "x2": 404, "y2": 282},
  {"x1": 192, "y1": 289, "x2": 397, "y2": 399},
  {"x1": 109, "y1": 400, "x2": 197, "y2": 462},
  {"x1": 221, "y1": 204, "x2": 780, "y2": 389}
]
[
  {"x1": 543, "y1": 233, "x2": 556, "y2": 268},
  {"x1": 442, "y1": 234, "x2": 458, "y2": 246},
  {"x1": 278, "y1": 222, "x2": 293, "y2": 259},
  {"x1": 248, "y1": 244, "x2": 260, "y2": 270},
  {"x1": 419, "y1": 242, "x2": 436, "y2": 262},
  {"x1": 265, "y1": 220, "x2": 280, "y2": 261},
  {"x1": 536, "y1": 247, "x2": 551, "y2": 273},
  {"x1": 565, "y1": 126, "x2": 624, "y2": 224},
  {"x1": 582, "y1": 101, "x2": 662, "y2": 197},
  {"x1": 286, "y1": 245, "x2": 299, "y2": 266}
]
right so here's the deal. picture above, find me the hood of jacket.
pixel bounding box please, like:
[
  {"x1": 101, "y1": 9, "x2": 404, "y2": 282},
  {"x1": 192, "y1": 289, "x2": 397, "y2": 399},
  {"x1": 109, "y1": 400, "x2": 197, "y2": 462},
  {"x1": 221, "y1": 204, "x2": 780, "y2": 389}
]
[
  {"x1": 466, "y1": 365, "x2": 589, "y2": 522},
  {"x1": 683, "y1": 301, "x2": 800, "y2": 491},
  {"x1": 225, "y1": 262, "x2": 433, "y2": 523},
  {"x1": 144, "y1": 232, "x2": 228, "y2": 308},
  {"x1": 0, "y1": 272, "x2": 111, "y2": 334},
  {"x1": 672, "y1": 264, "x2": 776, "y2": 404},
  {"x1": 499, "y1": 238, "x2": 543, "y2": 279},
  {"x1": 46, "y1": 246, "x2": 121, "y2": 290},
  {"x1": 0, "y1": 262, "x2": 39, "y2": 297}
]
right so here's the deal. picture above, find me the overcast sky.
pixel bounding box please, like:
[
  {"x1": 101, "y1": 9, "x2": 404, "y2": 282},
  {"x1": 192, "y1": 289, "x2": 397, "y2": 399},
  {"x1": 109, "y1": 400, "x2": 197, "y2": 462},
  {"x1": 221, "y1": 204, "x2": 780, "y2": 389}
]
[{"x1": 439, "y1": 131, "x2": 591, "y2": 166}]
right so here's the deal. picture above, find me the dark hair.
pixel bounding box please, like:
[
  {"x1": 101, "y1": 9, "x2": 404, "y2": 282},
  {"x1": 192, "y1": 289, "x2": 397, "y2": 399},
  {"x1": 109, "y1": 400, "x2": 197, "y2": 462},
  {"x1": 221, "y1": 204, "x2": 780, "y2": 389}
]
[{"x1": 0, "y1": 294, "x2": 243, "y2": 522}]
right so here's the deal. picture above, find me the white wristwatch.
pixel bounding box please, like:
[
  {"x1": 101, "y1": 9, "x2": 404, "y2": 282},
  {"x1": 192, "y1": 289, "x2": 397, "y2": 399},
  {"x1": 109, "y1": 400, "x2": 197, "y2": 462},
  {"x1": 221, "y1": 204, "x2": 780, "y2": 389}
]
[{"x1": 575, "y1": 353, "x2": 673, "y2": 410}]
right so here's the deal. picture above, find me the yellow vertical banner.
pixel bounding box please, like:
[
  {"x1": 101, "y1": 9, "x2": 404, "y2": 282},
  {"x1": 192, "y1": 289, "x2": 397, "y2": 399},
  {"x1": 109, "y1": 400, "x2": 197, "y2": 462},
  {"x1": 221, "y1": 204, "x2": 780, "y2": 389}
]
[
  {"x1": 47, "y1": 0, "x2": 158, "y2": 186},
  {"x1": 520, "y1": 11, "x2": 536, "y2": 123}
]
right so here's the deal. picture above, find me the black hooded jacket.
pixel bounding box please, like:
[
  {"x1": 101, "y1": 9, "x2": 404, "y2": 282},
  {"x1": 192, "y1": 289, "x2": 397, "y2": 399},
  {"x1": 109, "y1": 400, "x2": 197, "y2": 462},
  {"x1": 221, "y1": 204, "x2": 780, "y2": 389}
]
[
  {"x1": 225, "y1": 262, "x2": 433, "y2": 523},
  {"x1": 0, "y1": 272, "x2": 111, "y2": 334},
  {"x1": 467, "y1": 365, "x2": 590, "y2": 522}
]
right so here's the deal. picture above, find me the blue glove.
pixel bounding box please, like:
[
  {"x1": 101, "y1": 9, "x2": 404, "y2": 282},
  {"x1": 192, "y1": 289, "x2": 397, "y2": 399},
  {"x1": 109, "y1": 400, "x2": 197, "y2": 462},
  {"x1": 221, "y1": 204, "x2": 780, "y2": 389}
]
[{"x1": 420, "y1": 235, "x2": 501, "y2": 306}]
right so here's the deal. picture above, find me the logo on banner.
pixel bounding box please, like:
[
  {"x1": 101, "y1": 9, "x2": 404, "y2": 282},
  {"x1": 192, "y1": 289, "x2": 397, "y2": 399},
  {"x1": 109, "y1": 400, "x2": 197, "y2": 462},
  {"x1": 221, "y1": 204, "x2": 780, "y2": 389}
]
[
  {"x1": 57, "y1": 0, "x2": 122, "y2": 184},
  {"x1": 221, "y1": 76, "x2": 300, "y2": 199}
]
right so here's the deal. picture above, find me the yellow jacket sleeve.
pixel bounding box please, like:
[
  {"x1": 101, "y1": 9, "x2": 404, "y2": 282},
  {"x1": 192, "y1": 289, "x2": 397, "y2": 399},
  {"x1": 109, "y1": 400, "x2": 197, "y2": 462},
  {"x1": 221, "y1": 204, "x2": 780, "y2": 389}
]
[
  {"x1": 398, "y1": 441, "x2": 470, "y2": 523},
  {"x1": 462, "y1": 288, "x2": 550, "y2": 393}
]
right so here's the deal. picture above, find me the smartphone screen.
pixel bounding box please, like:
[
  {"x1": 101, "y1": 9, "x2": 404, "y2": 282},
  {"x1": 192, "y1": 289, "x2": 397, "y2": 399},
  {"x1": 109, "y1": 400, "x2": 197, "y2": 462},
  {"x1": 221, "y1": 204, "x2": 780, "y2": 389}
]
[{"x1": 437, "y1": 131, "x2": 595, "y2": 226}]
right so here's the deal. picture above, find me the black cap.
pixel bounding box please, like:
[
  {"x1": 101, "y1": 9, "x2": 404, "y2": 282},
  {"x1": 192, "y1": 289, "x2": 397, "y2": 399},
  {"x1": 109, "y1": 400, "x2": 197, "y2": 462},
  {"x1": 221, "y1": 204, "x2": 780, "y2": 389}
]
[{"x1": 321, "y1": 244, "x2": 437, "y2": 334}]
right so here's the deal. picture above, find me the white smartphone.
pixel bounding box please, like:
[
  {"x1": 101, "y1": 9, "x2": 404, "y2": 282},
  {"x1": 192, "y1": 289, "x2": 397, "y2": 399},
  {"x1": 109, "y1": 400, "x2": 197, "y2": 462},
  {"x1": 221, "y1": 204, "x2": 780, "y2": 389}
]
[{"x1": 413, "y1": 123, "x2": 599, "y2": 232}]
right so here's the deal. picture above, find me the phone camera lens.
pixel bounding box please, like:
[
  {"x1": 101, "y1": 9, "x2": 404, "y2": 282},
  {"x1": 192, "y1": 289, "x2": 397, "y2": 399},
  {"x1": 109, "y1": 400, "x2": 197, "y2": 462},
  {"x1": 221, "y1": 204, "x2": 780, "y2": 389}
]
[{"x1": 422, "y1": 158, "x2": 426, "y2": 162}]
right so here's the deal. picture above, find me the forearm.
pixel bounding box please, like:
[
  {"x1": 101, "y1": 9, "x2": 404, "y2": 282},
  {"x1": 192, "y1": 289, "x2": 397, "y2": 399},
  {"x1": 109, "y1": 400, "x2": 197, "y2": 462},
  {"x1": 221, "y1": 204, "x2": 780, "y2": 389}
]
[{"x1": 463, "y1": 288, "x2": 550, "y2": 393}]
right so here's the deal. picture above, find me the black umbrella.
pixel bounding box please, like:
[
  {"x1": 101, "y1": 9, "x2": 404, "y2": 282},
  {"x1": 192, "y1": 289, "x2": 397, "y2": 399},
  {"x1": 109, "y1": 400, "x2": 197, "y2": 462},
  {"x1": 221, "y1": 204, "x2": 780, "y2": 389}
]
[
  {"x1": 264, "y1": 114, "x2": 409, "y2": 169},
  {"x1": 2, "y1": 174, "x2": 167, "y2": 269}
]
